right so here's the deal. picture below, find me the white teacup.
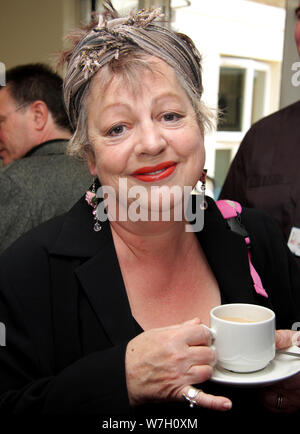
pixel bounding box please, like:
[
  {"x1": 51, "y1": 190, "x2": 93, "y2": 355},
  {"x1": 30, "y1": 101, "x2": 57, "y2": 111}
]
[{"x1": 209, "y1": 303, "x2": 276, "y2": 373}]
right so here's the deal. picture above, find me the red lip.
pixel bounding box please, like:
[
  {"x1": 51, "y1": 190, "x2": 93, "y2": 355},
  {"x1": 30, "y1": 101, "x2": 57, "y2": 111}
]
[{"x1": 132, "y1": 161, "x2": 177, "y2": 182}]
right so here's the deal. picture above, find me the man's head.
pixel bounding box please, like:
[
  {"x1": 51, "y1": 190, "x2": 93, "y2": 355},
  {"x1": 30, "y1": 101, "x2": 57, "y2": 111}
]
[
  {"x1": 0, "y1": 63, "x2": 71, "y2": 166},
  {"x1": 295, "y1": 2, "x2": 300, "y2": 56}
]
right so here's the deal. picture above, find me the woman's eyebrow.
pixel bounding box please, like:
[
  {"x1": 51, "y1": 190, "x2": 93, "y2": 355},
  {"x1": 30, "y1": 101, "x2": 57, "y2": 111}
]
[
  {"x1": 101, "y1": 102, "x2": 132, "y2": 113},
  {"x1": 152, "y1": 93, "x2": 183, "y2": 105}
]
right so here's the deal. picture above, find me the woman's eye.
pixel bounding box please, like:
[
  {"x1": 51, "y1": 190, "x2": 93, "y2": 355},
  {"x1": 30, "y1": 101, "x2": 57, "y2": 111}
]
[
  {"x1": 107, "y1": 124, "x2": 126, "y2": 136},
  {"x1": 162, "y1": 112, "x2": 182, "y2": 122}
]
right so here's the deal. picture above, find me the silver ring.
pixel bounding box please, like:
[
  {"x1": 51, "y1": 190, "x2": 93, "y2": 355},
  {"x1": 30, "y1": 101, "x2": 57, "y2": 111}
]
[
  {"x1": 276, "y1": 393, "x2": 284, "y2": 410},
  {"x1": 182, "y1": 387, "x2": 202, "y2": 408}
]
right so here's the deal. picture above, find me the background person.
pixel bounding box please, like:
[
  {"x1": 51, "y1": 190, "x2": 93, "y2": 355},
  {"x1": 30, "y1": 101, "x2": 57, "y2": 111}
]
[
  {"x1": 0, "y1": 63, "x2": 92, "y2": 252},
  {"x1": 0, "y1": 2, "x2": 299, "y2": 423},
  {"x1": 220, "y1": 2, "x2": 300, "y2": 264}
]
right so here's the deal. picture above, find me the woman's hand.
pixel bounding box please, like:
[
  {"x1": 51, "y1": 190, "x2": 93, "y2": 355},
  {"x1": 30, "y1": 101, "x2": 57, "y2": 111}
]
[
  {"x1": 260, "y1": 329, "x2": 300, "y2": 413},
  {"x1": 125, "y1": 317, "x2": 232, "y2": 411}
]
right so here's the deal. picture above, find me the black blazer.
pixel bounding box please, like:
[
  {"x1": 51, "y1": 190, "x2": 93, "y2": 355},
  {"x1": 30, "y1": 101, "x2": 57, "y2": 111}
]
[{"x1": 0, "y1": 196, "x2": 299, "y2": 417}]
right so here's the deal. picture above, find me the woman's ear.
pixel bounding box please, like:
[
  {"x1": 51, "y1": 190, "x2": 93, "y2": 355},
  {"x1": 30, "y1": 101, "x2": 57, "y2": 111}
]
[
  {"x1": 85, "y1": 147, "x2": 97, "y2": 176},
  {"x1": 198, "y1": 120, "x2": 204, "y2": 138}
]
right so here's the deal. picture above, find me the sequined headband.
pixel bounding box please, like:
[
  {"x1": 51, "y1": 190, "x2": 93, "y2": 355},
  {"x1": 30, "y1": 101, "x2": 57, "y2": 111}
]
[
  {"x1": 75, "y1": 8, "x2": 164, "y2": 80},
  {"x1": 63, "y1": 2, "x2": 203, "y2": 129}
]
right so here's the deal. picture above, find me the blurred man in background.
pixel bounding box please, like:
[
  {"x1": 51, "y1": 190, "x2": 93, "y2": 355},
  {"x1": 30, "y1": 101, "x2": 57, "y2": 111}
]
[{"x1": 0, "y1": 63, "x2": 92, "y2": 253}]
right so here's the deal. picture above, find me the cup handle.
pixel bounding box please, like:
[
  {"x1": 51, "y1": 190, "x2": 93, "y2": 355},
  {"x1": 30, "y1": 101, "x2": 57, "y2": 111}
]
[{"x1": 201, "y1": 324, "x2": 216, "y2": 339}]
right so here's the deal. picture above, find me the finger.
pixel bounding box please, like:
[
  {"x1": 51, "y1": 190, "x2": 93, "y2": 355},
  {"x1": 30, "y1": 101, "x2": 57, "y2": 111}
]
[
  {"x1": 292, "y1": 331, "x2": 300, "y2": 347},
  {"x1": 154, "y1": 317, "x2": 202, "y2": 333},
  {"x1": 188, "y1": 346, "x2": 216, "y2": 367},
  {"x1": 260, "y1": 389, "x2": 282, "y2": 413},
  {"x1": 182, "y1": 317, "x2": 202, "y2": 326},
  {"x1": 181, "y1": 386, "x2": 232, "y2": 412},
  {"x1": 184, "y1": 324, "x2": 213, "y2": 346},
  {"x1": 260, "y1": 389, "x2": 293, "y2": 413},
  {"x1": 195, "y1": 390, "x2": 232, "y2": 411},
  {"x1": 185, "y1": 364, "x2": 214, "y2": 384},
  {"x1": 275, "y1": 330, "x2": 299, "y2": 349}
]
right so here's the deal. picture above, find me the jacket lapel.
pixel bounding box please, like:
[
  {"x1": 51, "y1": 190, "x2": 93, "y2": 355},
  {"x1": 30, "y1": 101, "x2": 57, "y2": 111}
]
[
  {"x1": 50, "y1": 197, "x2": 136, "y2": 346},
  {"x1": 74, "y1": 232, "x2": 137, "y2": 345}
]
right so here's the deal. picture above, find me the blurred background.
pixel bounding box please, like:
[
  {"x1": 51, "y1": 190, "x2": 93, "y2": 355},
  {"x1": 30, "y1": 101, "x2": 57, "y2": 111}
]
[{"x1": 1, "y1": 0, "x2": 299, "y2": 196}]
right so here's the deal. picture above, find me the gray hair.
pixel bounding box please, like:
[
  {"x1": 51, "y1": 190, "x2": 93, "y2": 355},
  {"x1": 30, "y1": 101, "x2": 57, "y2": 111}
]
[{"x1": 61, "y1": 1, "x2": 213, "y2": 159}]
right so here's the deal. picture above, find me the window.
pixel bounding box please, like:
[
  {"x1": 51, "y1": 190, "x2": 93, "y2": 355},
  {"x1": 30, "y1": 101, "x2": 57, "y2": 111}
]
[
  {"x1": 215, "y1": 57, "x2": 271, "y2": 196},
  {"x1": 218, "y1": 67, "x2": 245, "y2": 132},
  {"x1": 217, "y1": 57, "x2": 270, "y2": 135}
]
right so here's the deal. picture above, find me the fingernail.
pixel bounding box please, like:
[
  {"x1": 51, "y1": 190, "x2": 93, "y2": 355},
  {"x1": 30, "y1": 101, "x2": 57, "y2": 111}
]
[
  {"x1": 223, "y1": 401, "x2": 232, "y2": 410},
  {"x1": 292, "y1": 331, "x2": 300, "y2": 347}
]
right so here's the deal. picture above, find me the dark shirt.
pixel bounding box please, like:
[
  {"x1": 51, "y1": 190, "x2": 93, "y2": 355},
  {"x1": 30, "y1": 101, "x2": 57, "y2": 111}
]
[{"x1": 220, "y1": 101, "x2": 300, "y2": 264}]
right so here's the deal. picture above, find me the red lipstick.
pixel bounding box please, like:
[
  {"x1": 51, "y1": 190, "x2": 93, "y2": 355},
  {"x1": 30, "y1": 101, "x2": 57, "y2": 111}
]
[{"x1": 132, "y1": 161, "x2": 177, "y2": 182}]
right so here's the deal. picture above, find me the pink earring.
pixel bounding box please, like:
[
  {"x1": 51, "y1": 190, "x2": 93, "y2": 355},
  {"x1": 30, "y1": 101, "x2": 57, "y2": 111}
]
[
  {"x1": 85, "y1": 179, "x2": 102, "y2": 232},
  {"x1": 199, "y1": 169, "x2": 208, "y2": 210}
]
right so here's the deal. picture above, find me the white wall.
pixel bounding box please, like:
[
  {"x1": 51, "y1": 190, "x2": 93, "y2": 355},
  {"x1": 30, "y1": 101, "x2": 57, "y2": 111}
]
[
  {"x1": 0, "y1": 0, "x2": 82, "y2": 71},
  {"x1": 280, "y1": 0, "x2": 300, "y2": 108}
]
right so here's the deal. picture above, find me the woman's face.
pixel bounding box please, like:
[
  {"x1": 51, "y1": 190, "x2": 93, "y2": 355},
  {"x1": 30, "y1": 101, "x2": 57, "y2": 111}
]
[{"x1": 86, "y1": 57, "x2": 205, "y2": 218}]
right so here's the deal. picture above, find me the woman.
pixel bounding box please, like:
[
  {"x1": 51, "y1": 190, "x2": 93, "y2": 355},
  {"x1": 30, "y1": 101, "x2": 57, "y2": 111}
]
[{"x1": 0, "y1": 1, "x2": 299, "y2": 420}]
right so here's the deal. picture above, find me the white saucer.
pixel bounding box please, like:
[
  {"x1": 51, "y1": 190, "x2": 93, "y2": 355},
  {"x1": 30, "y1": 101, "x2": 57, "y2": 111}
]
[{"x1": 210, "y1": 346, "x2": 300, "y2": 387}]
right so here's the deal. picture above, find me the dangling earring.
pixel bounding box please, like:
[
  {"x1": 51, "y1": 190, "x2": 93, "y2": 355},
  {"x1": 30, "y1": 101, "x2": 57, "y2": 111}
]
[
  {"x1": 85, "y1": 179, "x2": 102, "y2": 232},
  {"x1": 199, "y1": 169, "x2": 208, "y2": 210}
]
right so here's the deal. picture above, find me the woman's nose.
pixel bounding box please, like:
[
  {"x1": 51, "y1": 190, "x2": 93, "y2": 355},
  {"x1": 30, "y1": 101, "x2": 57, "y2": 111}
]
[{"x1": 134, "y1": 121, "x2": 167, "y2": 156}]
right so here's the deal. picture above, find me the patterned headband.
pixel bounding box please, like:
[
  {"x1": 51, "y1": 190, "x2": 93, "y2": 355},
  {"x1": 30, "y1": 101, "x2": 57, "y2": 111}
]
[{"x1": 63, "y1": 1, "x2": 203, "y2": 129}]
